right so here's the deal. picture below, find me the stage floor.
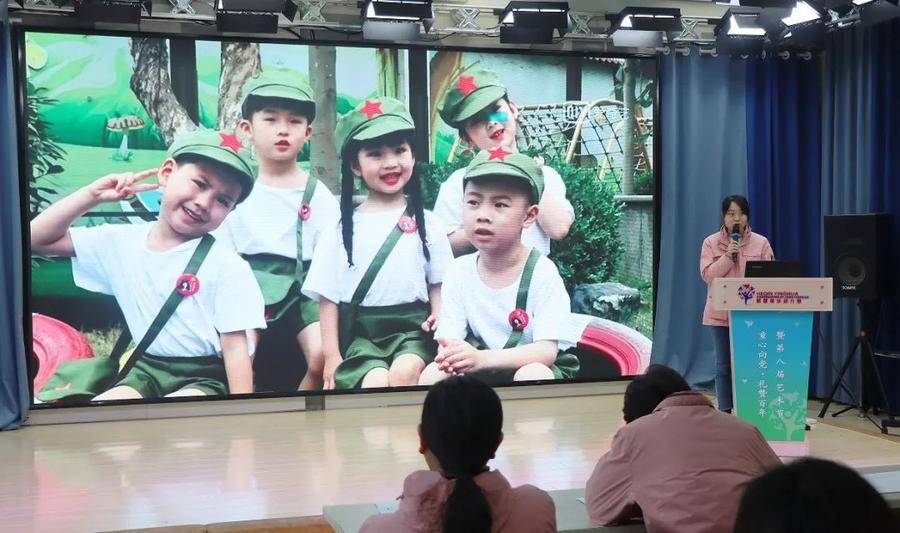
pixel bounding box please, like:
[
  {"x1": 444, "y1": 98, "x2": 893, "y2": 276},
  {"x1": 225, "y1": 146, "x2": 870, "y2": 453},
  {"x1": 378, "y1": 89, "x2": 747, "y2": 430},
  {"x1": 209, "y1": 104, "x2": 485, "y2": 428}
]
[{"x1": 3, "y1": 394, "x2": 899, "y2": 533}]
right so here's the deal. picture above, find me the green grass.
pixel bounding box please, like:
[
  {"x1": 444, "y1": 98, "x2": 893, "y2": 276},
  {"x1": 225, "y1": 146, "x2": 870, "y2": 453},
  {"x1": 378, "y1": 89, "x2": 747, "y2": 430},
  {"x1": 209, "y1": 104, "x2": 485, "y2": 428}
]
[{"x1": 83, "y1": 325, "x2": 125, "y2": 358}]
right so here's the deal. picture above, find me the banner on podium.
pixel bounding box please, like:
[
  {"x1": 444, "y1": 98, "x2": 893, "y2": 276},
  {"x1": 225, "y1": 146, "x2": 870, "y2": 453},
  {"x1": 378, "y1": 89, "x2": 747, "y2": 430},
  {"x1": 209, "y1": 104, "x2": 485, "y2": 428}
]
[{"x1": 730, "y1": 311, "x2": 813, "y2": 442}]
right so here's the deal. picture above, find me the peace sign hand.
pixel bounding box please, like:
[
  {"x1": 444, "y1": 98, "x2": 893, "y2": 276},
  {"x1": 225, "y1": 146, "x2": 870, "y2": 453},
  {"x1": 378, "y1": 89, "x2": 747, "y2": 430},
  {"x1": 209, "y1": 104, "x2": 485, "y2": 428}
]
[{"x1": 86, "y1": 168, "x2": 160, "y2": 204}]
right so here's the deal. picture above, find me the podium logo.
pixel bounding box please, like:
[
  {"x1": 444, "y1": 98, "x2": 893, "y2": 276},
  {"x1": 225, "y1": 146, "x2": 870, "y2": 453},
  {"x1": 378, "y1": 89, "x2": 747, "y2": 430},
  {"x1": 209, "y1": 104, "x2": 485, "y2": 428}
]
[{"x1": 738, "y1": 283, "x2": 756, "y2": 305}]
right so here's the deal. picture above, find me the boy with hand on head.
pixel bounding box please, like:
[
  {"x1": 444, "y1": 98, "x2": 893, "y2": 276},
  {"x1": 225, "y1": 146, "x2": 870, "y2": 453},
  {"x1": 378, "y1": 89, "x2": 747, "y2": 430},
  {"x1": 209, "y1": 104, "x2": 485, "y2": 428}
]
[
  {"x1": 218, "y1": 73, "x2": 340, "y2": 391},
  {"x1": 419, "y1": 149, "x2": 580, "y2": 386},
  {"x1": 31, "y1": 130, "x2": 266, "y2": 400},
  {"x1": 434, "y1": 67, "x2": 574, "y2": 257}
]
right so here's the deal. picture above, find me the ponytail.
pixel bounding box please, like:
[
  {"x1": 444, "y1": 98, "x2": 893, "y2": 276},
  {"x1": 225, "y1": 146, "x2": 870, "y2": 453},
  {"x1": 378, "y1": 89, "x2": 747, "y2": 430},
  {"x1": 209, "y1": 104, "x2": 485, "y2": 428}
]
[
  {"x1": 404, "y1": 162, "x2": 431, "y2": 262},
  {"x1": 443, "y1": 474, "x2": 492, "y2": 533},
  {"x1": 339, "y1": 156, "x2": 356, "y2": 267},
  {"x1": 421, "y1": 376, "x2": 503, "y2": 533}
]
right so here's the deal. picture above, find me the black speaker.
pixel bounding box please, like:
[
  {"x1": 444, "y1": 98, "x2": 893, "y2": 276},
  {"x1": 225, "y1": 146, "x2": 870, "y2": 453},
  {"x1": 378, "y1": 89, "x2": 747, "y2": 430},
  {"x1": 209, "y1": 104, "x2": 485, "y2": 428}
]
[{"x1": 824, "y1": 213, "x2": 892, "y2": 300}]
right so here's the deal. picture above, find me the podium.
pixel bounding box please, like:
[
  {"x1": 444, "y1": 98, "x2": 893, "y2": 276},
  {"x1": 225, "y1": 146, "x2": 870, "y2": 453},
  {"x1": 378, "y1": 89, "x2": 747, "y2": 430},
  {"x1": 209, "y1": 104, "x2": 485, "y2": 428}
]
[{"x1": 712, "y1": 278, "x2": 832, "y2": 455}]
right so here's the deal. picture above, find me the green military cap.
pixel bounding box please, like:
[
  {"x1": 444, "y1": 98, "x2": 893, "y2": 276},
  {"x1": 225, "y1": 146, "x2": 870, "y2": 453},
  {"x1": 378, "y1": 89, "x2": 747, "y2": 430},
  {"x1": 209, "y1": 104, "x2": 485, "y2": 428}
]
[
  {"x1": 167, "y1": 129, "x2": 256, "y2": 203},
  {"x1": 334, "y1": 97, "x2": 415, "y2": 155},
  {"x1": 241, "y1": 71, "x2": 316, "y2": 122},
  {"x1": 463, "y1": 148, "x2": 544, "y2": 204},
  {"x1": 438, "y1": 67, "x2": 508, "y2": 129}
]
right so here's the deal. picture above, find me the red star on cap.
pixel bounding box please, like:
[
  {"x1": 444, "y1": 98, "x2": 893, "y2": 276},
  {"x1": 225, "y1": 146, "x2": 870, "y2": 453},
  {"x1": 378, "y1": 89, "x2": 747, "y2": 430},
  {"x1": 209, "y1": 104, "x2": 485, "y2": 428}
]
[
  {"x1": 219, "y1": 132, "x2": 243, "y2": 153},
  {"x1": 360, "y1": 100, "x2": 383, "y2": 120},
  {"x1": 456, "y1": 75, "x2": 478, "y2": 96},
  {"x1": 488, "y1": 147, "x2": 511, "y2": 161}
]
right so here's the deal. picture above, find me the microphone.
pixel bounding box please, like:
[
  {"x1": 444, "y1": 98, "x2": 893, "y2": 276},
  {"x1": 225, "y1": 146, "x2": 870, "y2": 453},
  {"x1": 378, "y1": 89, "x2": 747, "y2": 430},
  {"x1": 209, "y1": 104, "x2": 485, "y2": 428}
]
[{"x1": 730, "y1": 224, "x2": 741, "y2": 263}]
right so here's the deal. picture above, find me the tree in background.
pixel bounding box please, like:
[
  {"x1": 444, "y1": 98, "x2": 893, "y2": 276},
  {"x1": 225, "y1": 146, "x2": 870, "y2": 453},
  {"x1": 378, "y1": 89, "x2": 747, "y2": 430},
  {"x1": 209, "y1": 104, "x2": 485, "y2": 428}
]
[
  {"x1": 129, "y1": 38, "x2": 261, "y2": 143},
  {"x1": 309, "y1": 46, "x2": 339, "y2": 193}
]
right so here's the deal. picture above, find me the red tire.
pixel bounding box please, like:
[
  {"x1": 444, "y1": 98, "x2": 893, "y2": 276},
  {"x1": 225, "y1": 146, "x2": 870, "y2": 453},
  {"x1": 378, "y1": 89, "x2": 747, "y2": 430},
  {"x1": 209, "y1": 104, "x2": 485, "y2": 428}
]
[{"x1": 32, "y1": 313, "x2": 94, "y2": 393}]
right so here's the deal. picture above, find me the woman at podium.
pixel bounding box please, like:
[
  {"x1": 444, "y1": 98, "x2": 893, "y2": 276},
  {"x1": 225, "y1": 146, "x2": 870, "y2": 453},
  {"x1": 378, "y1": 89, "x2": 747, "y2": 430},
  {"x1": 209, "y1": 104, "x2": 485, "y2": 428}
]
[{"x1": 700, "y1": 195, "x2": 774, "y2": 412}]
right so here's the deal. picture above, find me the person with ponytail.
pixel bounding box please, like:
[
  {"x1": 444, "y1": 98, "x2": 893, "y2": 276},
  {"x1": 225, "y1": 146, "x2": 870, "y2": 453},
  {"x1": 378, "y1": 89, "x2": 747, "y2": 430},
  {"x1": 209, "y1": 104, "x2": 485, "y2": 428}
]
[
  {"x1": 360, "y1": 376, "x2": 556, "y2": 533},
  {"x1": 302, "y1": 97, "x2": 452, "y2": 389}
]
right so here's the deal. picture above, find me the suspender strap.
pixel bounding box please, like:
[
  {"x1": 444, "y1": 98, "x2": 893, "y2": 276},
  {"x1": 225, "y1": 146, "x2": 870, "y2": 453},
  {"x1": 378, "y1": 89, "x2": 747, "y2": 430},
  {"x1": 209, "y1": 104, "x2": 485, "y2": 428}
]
[
  {"x1": 503, "y1": 248, "x2": 541, "y2": 349},
  {"x1": 349, "y1": 208, "x2": 412, "y2": 305},
  {"x1": 295, "y1": 176, "x2": 318, "y2": 282},
  {"x1": 114, "y1": 234, "x2": 216, "y2": 379}
]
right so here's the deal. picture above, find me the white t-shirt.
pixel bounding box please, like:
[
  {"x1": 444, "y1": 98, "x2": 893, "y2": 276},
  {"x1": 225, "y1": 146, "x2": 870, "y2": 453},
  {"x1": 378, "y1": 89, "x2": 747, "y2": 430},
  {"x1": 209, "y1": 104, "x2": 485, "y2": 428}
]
[
  {"x1": 434, "y1": 251, "x2": 573, "y2": 350},
  {"x1": 70, "y1": 223, "x2": 266, "y2": 358},
  {"x1": 302, "y1": 207, "x2": 453, "y2": 306},
  {"x1": 216, "y1": 180, "x2": 340, "y2": 261},
  {"x1": 432, "y1": 164, "x2": 574, "y2": 256}
]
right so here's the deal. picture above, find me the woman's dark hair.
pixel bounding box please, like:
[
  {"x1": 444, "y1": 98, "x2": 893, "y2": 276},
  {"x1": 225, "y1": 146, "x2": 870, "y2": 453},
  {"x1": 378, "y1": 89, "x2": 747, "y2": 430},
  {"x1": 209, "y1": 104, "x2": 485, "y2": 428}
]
[
  {"x1": 735, "y1": 458, "x2": 899, "y2": 533},
  {"x1": 421, "y1": 376, "x2": 503, "y2": 533},
  {"x1": 721, "y1": 195, "x2": 751, "y2": 221},
  {"x1": 622, "y1": 364, "x2": 691, "y2": 423},
  {"x1": 339, "y1": 130, "x2": 430, "y2": 266}
]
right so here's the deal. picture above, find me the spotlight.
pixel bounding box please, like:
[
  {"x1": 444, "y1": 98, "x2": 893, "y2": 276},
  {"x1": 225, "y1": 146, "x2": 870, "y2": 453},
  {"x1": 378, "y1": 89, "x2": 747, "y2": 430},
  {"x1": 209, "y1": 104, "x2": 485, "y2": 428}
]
[
  {"x1": 498, "y1": 1, "x2": 570, "y2": 44},
  {"x1": 714, "y1": 0, "x2": 795, "y2": 6},
  {"x1": 359, "y1": 0, "x2": 434, "y2": 41},
  {"x1": 776, "y1": 1, "x2": 825, "y2": 47},
  {"x1": 215, "y1": 0, "x2": 290, "y2": 34},
  {"x1": 854, "y1": 0, "x2": 900, "y2": 25},
  {"x1": 715, "y1": 9, "x2": 767, "y2": 54},
  {"x1": 73, "y1": 0, "x2": 152, "y2": 24},
  {"x1": 608, "y1": 7, "x2": 681, "y2": 48}
]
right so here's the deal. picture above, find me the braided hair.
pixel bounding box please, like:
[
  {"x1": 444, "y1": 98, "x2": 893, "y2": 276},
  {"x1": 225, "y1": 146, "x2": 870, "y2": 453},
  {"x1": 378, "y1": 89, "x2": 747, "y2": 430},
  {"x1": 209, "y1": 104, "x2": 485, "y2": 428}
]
[{"x1": 340, "y1": 131, "x2": 430, "y2": 266}]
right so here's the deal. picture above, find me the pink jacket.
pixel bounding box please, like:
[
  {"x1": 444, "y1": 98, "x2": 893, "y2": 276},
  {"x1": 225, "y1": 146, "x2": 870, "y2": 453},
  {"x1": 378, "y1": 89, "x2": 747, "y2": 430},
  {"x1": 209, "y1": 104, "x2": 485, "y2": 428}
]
[
  {"x1": 700, "y1": 228, "x2": 774, "y2": 326},
  {"x1": 585, "y1": 392, "x2": 781, "y2": 533},
  {"x1": 360, "y1": 469, "x2": 556, "y2": 533}
]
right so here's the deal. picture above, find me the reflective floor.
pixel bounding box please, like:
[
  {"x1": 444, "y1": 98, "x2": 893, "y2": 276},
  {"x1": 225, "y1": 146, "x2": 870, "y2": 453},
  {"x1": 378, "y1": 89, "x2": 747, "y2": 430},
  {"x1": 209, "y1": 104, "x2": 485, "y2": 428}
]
[{"x1": 2, "y1": 395, "x2": 898, "y2": 532}]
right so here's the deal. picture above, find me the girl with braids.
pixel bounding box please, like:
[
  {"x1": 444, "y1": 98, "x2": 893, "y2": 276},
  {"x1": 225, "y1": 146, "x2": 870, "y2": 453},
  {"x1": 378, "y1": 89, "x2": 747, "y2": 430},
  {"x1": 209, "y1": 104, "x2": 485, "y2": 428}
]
[
  {"x1": 360, "y1": 376, "x2": 556, "y2": 533},
  {"x1": 302, "y1": 97, "x2": 452, "y2": 389}
]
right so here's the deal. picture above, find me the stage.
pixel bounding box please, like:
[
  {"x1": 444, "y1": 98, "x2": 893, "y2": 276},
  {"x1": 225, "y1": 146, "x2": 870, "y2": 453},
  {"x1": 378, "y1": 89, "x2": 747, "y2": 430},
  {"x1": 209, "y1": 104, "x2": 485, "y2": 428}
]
[{"x1": 2, "y1": 391, "x2": 899, "y2": 532}]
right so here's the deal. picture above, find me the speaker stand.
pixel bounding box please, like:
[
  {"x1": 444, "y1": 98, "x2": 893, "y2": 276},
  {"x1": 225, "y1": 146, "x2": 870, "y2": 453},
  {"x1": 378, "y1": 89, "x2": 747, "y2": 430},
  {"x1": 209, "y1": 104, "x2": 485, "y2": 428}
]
[{"x1": 817, "y1": 301, "x2": 892, "y2": 433}]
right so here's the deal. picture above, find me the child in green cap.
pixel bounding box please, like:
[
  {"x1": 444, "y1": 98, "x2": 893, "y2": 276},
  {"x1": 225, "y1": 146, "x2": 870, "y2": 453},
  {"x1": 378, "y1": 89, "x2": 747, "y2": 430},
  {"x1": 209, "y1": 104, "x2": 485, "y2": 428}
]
[
  {"x1": 218, "y1": 73, "x2": 340, "y2": 391},
  {"x1": 419, "y1": 149, "x2": 580, "y2": 385},
  {"x1": 434, "y1": 67, "x2": 574, "y2": 257},
  {"x1": 302, "y1": 97, "x2": 453, "y2": 389},
  {"x1": 31, "y1": 129, "x2": 266, "y2": 400}
]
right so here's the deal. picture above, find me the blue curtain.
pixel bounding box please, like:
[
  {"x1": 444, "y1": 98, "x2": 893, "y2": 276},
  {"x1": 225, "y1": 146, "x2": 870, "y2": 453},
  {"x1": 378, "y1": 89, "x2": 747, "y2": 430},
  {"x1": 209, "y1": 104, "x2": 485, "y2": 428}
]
[
  {"x1": 868, "y1": 19, "x2": 900, "y2": 408},
  {"x1": 651, "y1": 51, "x2": 748, "y2": 389},
  {"x1": 0, "y1": 0, "x2": 31, "y2": 430},
  {"x1": 744, "y1": 53, "x2": 823, "y2": 396},
  {"x1": 816, "y1": 27, "x2": 873, "y2": 404}
]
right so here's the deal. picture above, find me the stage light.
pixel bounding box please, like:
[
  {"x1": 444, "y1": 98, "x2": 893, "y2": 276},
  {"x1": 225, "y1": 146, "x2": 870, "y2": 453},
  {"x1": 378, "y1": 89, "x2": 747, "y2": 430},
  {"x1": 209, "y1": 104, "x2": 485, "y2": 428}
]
[
  {"x1": 498, "y1": 1, "x2": 570, "y2": 44},
  {"x1": 608, "y1": 7, "x2": 681, "y2": 48},
  {"x1": 363, "y1": 0, "x2": 433, "y2": 20},
  {"x1": 715, "y1": 0, "x2": 795, "y2": 7},
  {"x1": 715, "y1": 10, "x2": 767, "y2": 54},
  {"x1": 359, "y1": 0, "x2": 434, "y2": 41},
  {"x1": 73, "y1": 0, "x2": 152, "y2": 24},
  {"x1": 855, "y1": 0, "x2": 900, "y2": 25},
  {"x1": 215, "y1": 0, "x2": 291, "y2": 34},
  {"x1": 782, "y1": 1, "x2": 823, "y2": 25},
  {"x1": 775, "y1": 1, "x2": 825, "y2": 48}
]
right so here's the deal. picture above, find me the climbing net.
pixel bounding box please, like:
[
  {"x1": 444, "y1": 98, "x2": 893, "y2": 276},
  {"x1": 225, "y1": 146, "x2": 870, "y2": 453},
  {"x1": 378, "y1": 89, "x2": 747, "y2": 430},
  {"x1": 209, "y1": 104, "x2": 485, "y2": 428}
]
[{"x1": 448, "y1": 99, "x2": 654, "y2": 193}]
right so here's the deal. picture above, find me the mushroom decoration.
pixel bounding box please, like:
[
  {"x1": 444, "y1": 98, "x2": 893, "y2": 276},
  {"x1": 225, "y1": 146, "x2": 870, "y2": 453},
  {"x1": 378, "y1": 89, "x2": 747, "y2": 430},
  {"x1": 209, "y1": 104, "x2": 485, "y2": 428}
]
[{"x1": 106, "y1": 115, "x2": 145, "y2": 161}]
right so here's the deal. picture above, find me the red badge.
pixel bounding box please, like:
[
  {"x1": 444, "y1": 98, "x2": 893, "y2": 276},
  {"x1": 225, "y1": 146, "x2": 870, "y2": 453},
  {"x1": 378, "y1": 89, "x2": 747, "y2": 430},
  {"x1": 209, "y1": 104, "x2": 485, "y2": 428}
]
[
  {"x1": 508, "y1": 308, "x2": 529, "y2": 331},
  {"x1": 360, "y1": 100, "x2": 383, "y2": 120},
  {"x1": 398, "y1": 215, "x2": 418, "y2": 234},
  {"x1": 219, "y1": 132, "x2": 243, "y2": 153},
  {"x1": 176, "y1": 274, "x2": 200, "y2": 297},
  {"x1": 299, "y1": 202, "x2": 312, "y2": 221},
  {"x1": 488, "y1": 147, "x2": 512, "y2": 161}
]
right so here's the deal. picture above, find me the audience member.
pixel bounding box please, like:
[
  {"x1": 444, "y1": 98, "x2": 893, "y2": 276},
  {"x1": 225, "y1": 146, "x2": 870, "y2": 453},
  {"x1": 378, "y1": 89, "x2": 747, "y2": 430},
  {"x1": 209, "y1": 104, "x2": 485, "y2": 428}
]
[
  {"x1": 585, "y1": 364, "x2": 781, "y2": 533},
  {"x1": 735, "y1": 458, "x2": 899, "y2": 533},
  {"x1": 360, "y1": 375, "x2": 556, "y2": 532}
]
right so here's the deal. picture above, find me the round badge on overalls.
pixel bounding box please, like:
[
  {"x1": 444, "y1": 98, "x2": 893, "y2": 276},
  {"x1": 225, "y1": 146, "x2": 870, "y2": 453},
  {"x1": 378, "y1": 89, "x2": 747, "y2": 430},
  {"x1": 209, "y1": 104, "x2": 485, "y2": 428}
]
[
  {"x1": 176, "y1": 274, "x2": 200, "y2": 297},
  {"x1": 398, "y1": 215, "x2": 418, "y2": 234},
  {"x1": 508, "y1": 308, "x2": 529, "y2": 331},
  {"x1": 299, "y1": 202, "x2": 312, "y2": 221}
]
